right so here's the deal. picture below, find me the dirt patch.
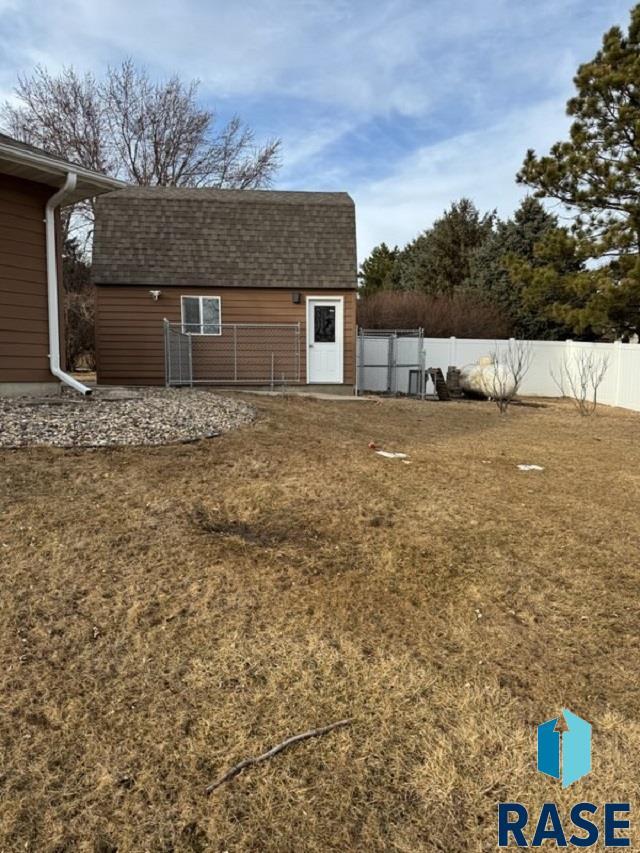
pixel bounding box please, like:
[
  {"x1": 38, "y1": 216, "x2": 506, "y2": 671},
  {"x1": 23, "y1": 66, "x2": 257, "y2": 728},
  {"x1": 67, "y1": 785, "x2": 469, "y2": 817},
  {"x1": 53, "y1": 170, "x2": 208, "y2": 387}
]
[
  {"x1": 1, "y1": 395, "x2": 639, "y2": 851},
  {"x1": 191, "y1": 503, "x2": 314, "y2": 547}
]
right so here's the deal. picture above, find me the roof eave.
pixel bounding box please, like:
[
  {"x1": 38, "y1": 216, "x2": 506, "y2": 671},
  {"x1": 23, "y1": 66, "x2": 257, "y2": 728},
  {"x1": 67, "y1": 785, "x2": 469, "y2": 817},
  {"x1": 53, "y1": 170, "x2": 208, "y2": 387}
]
[{"x1": 0, "y1": 142, "x2": 125, "y2": 202}]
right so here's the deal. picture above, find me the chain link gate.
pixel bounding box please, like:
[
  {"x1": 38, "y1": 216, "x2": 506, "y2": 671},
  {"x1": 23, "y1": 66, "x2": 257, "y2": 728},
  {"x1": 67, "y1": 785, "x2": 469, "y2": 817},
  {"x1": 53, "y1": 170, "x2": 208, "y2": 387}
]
[
  {"x1": 164, "y1": 320, "x2": 301, "y2": 387},
  {"x1": 356, "y1": 328, "x2": 425, "y2": 396}
]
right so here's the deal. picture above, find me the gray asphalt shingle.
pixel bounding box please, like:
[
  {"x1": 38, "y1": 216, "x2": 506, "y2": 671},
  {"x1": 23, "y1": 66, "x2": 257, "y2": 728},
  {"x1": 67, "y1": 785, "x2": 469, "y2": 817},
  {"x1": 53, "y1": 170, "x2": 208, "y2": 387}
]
[{"x1": 92, "y1": 187, "x2": 357, "y2": 289}]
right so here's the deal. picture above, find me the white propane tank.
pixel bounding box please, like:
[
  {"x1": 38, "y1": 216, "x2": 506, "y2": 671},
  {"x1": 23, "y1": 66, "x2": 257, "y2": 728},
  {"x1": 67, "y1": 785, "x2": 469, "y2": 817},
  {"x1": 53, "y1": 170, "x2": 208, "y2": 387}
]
[{"x1": 459, "y1": 356, "x2": 516, "y2": 400}]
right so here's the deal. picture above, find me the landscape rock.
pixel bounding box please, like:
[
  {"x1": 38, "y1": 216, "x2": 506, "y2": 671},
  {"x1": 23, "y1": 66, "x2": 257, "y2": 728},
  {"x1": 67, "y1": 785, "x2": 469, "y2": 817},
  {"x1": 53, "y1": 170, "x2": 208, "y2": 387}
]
[{"x1": 0, "y1": 387, "x2": 255, "y2": 448}]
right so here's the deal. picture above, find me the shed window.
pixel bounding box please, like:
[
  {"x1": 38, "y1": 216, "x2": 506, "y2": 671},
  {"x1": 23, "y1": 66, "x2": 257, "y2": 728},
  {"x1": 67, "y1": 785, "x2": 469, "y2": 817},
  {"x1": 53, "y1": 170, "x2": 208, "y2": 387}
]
[{"x1": 181, "y1": 296, "x2": 221, "y2": 335}]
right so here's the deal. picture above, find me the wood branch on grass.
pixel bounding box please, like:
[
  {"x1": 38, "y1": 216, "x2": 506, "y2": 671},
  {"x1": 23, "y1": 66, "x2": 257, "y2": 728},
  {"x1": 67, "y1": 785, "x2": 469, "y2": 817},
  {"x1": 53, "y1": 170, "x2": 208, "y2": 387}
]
[{"x1": 205, "y1": 718, "x2": 353, "y2": 794}]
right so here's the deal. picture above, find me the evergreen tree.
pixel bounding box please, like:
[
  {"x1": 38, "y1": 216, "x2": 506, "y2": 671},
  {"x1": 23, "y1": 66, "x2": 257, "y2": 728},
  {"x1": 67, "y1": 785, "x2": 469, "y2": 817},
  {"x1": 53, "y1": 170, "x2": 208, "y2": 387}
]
[
  {"x1": 505, "y1": 228, "x2": 598, "y2": 339},
  {"x1": 517, "y1": 5, "x2": 640, "y2": 337},
  {"x1": 469, "y1": 197, "x2": 570, "y2": 337},
  {"x1": 358, "y1": 243, "x2": 399, "y2": 296},
  {"x1": 396, "y1": 198, "x2": 495, "y2": 294}
]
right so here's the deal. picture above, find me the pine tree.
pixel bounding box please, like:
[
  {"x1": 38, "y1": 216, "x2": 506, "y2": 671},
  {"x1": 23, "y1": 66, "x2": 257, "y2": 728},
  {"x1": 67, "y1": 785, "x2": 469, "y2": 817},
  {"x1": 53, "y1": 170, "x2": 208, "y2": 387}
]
[
  {"x1": 517, "y1": 5, "x2": 640, "y2": 337},
  {"x1": 469, "y1": 197, "x2": 571, "y2": 337},
  {"x1": 396, "y1": 199, "x2": 495, "y2": 294},
  {"x1": 357, "y1": 243, "x2": 399, "y2": 296}
]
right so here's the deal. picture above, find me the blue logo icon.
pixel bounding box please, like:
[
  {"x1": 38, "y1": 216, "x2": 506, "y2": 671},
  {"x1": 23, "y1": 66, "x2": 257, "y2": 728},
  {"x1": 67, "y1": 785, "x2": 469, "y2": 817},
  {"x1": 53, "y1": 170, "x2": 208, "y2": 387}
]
[{"x1": 537, "y1": 708, "x2": 591, "y2": 788}]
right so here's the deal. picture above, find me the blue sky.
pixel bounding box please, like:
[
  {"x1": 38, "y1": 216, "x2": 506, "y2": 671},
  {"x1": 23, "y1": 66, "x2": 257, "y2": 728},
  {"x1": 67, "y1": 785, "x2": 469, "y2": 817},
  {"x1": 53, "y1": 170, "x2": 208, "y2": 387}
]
[{"x1": 0, "y1": 0, "x2": 633, "y2": 260}]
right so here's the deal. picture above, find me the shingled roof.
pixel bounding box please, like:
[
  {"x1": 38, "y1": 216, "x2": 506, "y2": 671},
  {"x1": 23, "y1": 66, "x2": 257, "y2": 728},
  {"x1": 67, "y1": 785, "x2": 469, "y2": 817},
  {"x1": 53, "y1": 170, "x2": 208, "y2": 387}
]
[{"x1": 92, "y1": 187, "x2": 357, "y2": 289}]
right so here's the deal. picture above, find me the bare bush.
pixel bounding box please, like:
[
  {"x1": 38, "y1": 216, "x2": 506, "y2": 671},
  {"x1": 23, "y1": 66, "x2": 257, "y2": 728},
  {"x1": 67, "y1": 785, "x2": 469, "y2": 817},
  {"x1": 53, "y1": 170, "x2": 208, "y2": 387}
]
[
  {"x1": 357, "y1": 290, "x2": 513, "y2": 338},
  {"x1": 65, "y1": 290, "x2": 95, "y2": 371},
  {"x1": 550, "y1": 349, "x2": 610, "y2": 415},
  {"x1": 61, "y1": 238, "x2": 95, "y2": 370},
  {"x1": 489, "y1": 339, "x2": 533, "y2": 413}
]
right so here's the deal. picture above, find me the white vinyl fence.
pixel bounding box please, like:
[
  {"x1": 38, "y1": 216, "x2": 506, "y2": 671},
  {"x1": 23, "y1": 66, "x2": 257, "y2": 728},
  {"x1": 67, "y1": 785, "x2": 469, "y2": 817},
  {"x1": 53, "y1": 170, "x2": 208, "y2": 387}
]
[{"x1": 357, "y1": 334, "x2": 640, "y2": 412}]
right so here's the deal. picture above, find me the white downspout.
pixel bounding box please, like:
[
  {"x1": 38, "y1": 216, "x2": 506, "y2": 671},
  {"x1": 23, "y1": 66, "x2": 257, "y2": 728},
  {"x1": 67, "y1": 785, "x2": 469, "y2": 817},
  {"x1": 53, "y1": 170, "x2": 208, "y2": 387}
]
[{"x1": 45, "y1": 172, "x2": 91, "y2": 395}]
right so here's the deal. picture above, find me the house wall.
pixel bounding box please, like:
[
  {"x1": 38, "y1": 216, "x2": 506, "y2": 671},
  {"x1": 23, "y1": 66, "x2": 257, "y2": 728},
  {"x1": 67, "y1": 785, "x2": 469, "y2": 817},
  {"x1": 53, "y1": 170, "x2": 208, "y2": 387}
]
[
  {"x1": 95, "y1": 285, "x2": 357, "y2": 386},
  {"x1": 0, "y1": 174, "x2": 63, "y2": 386}
]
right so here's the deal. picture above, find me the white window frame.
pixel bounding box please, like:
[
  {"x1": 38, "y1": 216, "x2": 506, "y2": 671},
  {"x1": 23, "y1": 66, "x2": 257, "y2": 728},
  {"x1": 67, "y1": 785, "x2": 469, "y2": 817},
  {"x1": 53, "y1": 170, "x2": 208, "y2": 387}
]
[{"x1": 181, "y1": 295, "x2": 222, "y2": 336}]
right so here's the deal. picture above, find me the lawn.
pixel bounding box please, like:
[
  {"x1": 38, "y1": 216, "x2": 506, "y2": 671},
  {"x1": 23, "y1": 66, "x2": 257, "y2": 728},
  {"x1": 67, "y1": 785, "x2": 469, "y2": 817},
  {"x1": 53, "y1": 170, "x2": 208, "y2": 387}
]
[{"x1": 1, "y1": 394, "x2": 639, "y2": 852}]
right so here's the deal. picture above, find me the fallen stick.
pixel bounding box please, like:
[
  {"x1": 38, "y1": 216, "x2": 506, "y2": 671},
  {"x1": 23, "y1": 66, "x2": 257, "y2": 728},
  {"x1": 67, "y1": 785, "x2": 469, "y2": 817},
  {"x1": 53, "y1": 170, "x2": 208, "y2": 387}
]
[{"x1": 205, "y1": 718, "x2": 353, "y2": 794}]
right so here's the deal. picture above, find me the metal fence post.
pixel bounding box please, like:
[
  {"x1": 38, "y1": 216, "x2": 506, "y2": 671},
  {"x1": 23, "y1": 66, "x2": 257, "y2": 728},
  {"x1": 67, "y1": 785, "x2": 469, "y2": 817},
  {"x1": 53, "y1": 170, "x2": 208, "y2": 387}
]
[
  {"x1": 163, "y1": 319, "x2": 170, "y2": 387},
  {"x1": 233, "y1": 325, "x2": 238, "y2": 382},
  {"x1": 419, "y1": 328, "x2": 425, "y2": 399},
  {"x1": 355, "y1": 327, "x2": 361, "y2": 396}
]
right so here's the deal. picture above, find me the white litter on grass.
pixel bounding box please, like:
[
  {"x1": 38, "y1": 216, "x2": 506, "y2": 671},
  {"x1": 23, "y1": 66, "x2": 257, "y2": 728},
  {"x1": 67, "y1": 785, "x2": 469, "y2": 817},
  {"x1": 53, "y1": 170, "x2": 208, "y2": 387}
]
[
  {"x1": 517, "y1": 464, "x2": 545, "y2": 471},
  {"x1": 375, "y1": 450, "x2": 408, "y2": 459}
]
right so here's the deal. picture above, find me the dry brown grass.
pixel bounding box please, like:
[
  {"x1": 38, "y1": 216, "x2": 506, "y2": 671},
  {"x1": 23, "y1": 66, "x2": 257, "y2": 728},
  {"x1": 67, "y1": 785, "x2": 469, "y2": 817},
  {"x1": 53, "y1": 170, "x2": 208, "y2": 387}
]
[{"x1": 1, "y1": 394, "x2": 639, "y2": 852}]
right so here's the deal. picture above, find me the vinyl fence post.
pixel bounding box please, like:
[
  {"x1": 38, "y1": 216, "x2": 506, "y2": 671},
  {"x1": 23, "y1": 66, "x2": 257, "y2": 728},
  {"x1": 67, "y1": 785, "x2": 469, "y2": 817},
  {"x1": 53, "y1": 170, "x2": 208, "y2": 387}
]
[
  {"x1": 614, "y1": 339, "x2": 623, "y2": 407},
  {"x1": 449, "y1": 336, "x2": 457, "y2": 368},
  {"x1": 565, "y1": 339, "x2": 573, "y2": 402}
]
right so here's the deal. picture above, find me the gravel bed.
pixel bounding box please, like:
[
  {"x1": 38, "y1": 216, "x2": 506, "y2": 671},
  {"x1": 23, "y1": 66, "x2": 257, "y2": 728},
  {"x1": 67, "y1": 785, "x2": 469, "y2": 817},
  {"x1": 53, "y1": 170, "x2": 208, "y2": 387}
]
[{"x1": 0, "y1": 388, "x2": 255, "y2": 448}]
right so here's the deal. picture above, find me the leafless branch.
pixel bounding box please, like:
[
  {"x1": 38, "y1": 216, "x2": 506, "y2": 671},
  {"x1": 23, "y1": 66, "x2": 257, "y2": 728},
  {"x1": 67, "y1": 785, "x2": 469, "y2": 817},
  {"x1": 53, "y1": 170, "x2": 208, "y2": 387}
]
[
  {"x1": 204, "y1": 718, "x2": 353, "y2": 794},
  {"x1": 489, "y1": 339, "x2": 533, "y2": 413},
  {"x1": 550, "y1": 349, "x2": 610, "y2": 415},
  {"x1": 1, "y1": 59, "x2": 282, "y2": 200},
  {"x1": 1, "y1": 60, "x2": 282, "y2": 366}
]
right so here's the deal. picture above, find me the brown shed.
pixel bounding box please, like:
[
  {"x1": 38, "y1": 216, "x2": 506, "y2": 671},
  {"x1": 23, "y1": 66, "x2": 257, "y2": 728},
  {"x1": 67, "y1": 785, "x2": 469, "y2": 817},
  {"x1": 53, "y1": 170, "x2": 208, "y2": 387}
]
[
  {"x1": 0, "y1": 134, "x2": 123, "y2": 395},
  {"x1": 92, "y1": 187, "x2": 357, "y2": 389}
]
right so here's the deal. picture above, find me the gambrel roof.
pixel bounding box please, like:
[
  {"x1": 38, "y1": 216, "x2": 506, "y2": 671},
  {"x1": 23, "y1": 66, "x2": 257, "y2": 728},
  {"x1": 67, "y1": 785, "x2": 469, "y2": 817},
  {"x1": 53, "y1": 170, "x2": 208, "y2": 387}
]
[{"x1": 92, "y1": 187, "x2": 357, "y2": 289}]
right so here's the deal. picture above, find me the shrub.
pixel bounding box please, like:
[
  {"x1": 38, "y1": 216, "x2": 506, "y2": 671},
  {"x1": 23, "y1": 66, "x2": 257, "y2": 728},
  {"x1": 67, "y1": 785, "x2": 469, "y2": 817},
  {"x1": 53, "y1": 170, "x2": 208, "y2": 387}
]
[{"x1": 356, "y1": 290, "x2": 513, "y2": 338}]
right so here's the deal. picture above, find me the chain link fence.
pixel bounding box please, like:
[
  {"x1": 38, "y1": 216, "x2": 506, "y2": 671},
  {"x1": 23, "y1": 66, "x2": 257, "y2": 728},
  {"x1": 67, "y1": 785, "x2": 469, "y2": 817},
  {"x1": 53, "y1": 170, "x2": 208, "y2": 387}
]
[
  {"x1": 164, "y1": 321, "x2": 301, "y2": 387},
  {"x1": 356, "y1": 328, "x2": 425, "y2": 396}
]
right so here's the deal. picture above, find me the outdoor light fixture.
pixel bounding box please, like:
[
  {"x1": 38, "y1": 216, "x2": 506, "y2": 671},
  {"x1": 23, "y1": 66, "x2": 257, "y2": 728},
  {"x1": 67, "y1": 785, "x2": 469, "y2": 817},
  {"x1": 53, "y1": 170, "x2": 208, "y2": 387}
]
[
  {"x1": 291, "y1": 291, "x2": 301, "y2": 304},
  {"x1": 149, "y1": 290, "x2": 161, "y2": 300}
]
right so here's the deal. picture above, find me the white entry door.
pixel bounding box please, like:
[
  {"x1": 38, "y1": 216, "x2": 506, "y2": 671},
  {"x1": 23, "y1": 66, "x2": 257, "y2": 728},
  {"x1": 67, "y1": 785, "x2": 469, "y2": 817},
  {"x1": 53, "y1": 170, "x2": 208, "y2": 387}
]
[{"x1": 307, "y1": 297, "x2": 343, "y2": 383}]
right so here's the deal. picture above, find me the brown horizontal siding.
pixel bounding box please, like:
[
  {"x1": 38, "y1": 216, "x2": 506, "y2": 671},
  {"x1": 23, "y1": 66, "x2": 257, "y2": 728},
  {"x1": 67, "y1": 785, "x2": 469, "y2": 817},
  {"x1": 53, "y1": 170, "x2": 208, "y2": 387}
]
[
  {"x1": 0, "y1": 174, "x2": 56, "y2": 383},
  {"x1": 96, "y1": 286, "x2": 356, "y2": 386},
  {"x1": 0, "y1": 209, "x2": 47, "y2": 231},
  {"x1": 0, "y1": 227, "x2": 45, "y2": 248}
]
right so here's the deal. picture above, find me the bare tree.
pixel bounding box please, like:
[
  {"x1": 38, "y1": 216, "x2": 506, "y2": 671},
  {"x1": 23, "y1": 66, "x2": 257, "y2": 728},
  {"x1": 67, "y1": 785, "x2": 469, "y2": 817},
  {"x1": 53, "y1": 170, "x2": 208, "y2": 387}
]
[
  {"x1": 2, "y1": 60, "x2": 281, "y2": 196},
  {"x1": 489, "y1": 339, "x2": 533, "y2": 413},
  {"x1": 103, "y1": 61, "x2": 280, "y2": 189},
  {"x1": 2, "y1": 61, "x2": 281, "y2": 366},
  {"x1": 550, "y1": 349, "x2": 610, "y2": 415}
]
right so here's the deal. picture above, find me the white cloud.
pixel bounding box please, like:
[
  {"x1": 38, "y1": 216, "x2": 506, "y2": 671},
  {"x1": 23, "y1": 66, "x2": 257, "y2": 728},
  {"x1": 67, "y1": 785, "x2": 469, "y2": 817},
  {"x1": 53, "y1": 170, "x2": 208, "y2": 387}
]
[
  {"x1": 353, "y1": 97, "x2": 573, "y2": 260},
  {"x1": 0, "y1": 0, "x2": 633, "y2": 265},
  {"x1": 2, "y1": 0, "x2": 627, "y2": 119}
]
